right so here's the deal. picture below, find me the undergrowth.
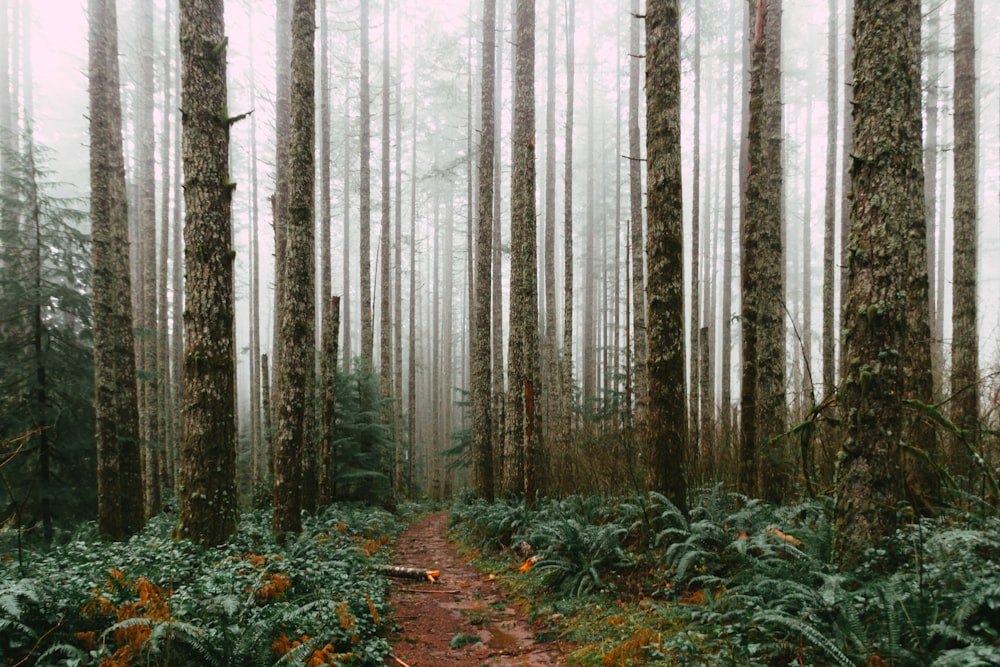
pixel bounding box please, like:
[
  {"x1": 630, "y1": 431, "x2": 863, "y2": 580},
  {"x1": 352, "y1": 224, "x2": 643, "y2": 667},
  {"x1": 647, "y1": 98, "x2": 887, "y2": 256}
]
[
  {"x1": 450, "y1": 486, "x2": 1000, "y2": 666},
  {"x1": 0, "y1": 504, "x2": 404, "y2": 666}
]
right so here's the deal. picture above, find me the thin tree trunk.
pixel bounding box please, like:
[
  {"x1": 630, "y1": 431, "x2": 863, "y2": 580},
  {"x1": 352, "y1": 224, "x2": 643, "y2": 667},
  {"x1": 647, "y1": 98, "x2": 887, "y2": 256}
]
[
  {"x1": 542, "y1": 0, "x2": 558, "y2": 452},
  {"x1": 802, "y1": 90, "x2": 814, "y2": 406},
  {"x1": 690, "y1": 0, "x2": 702, "y2": 458},
  {"x1": 137, "y1": 0, "x2": 161, "y2": 517},
  {"x1": 822, "y1": 0, "x2": 838, "y2": 397},
  {"x1": 177, "y1": 0, "x2": 237, "y2": 547},
  {"x1": 924, "y1": 3, "x2": 941, "y2": 396},
  {"x1": 582, "y1": 27, "x2": 596, "y2": 406},
  {"x1": 343, "y1": 106, "x2": 352, "y2": 372},
  {"x1": 171, "y1": 27, "x2": 184, "y2": 499},
  {"x1": 629, "y1": 0, "x2": 647, "y2": 423},
  {"x1": 379, "y1": 0, "x2": 392, "y2": 413},
  {"x1": 950, "y1": 0, "x2": 978, "y2": 479},
  {"x1": 359, "y1": 0, "x2": 373, "y2": 362},
  {"x1": 492, "y1": 0, "x2": 507, "y2": 480},
  {"x1": 408, "y1": 76, "x2": 418, "y2": 498},
  {"x1": 319, "y1": 296, "x2": 340, "y2": 506},
  {"x1": 158, "y1": 0, "x2": 174, "y2": 492},
  {"x1": 721, "y1": 0, "x2": 737, "y2": 452},
  {"x1": 473, "y1": 0, "x2": 497, "y2": 500},
  {"x1": 838, "y1": 0, "x2": 853, "y2": 372},
  {"x1": 394, "y1": 7, "x2": 404, "y2": 498},
  {"x1": 561, "y1": 0, "x2": 575, "y2": 441}
]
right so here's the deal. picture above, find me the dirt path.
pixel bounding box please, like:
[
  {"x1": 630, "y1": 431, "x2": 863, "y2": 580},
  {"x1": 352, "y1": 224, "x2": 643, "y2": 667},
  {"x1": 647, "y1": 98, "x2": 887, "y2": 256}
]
[{"x1": 384, "y1": 513, "x2": 565, "y2": 666}]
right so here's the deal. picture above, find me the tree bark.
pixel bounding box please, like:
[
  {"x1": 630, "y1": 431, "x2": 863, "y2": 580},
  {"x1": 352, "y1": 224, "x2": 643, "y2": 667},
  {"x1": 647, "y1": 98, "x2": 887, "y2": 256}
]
[
  {"x1": 89, "y1": 0, "x2": 145, "y2": 540},
  {"x1": 821, "y1": 0, "x2": 838, "y2": 398},
  {"x1": 272, "y1": 0, "x2": 315, "y2": 538},
  {"x1": 689, "y1": 0, "x2": 702, "y2": 459},
  {"x1": 136, "y1": 0, "x2": 161, "y2": 518},
  {"x1": 561, "y1": 0, "x2": 575, "y2": 443},
  {"x1": 628, "y1": 0, "x2": 647, "y2": 423},
  {"x1": 645, "y1": 0, "x2": 688, "y2": 515},
  {"x1": 319, "y1": 296, "x2": 340, "y2": 506},
  {"x1": 379, "y1": 0, "x2": 393, "y2": 418},
  {"x1": 833, "y1": 0, "x2": 922, "y2": 569},
  {"x1": 359, "y1": 0, "x2": 373, "y2": 362},
  {"x1": 950, "y1": 0, "x2": 978, "y2": 479},
  {"x1": 473, "y1": 0, "x2": 497, "y2": 500},
  {"x1": 176, "y1": 0, "x2": 237, "y2": 547},
  {"x1": 720, "y1": 0, "x2": 737, "y2": 451},
  {"x1": 506, "y1": 0, "x2": 540, "y2": 498}
]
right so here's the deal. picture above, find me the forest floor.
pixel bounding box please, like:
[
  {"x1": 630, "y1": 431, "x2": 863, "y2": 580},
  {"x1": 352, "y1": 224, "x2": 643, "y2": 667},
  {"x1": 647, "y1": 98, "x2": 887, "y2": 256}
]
[{"x1": 384, "y1": 513, "x2": 567, "y2": 666}]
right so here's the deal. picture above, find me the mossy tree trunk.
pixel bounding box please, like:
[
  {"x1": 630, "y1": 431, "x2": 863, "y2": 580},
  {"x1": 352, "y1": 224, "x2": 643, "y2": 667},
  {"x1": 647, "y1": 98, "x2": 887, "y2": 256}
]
[
  {"x1": 645, "y1": 0, "x2": 688, "y2": 515},
  {"x1": 176, "y1": 0, "x2": 237, "y2": 547},
  {"x1": 272, "y1": 0, "x2": 315, "y2": 539},
  {"x1": 506, "y1": 0, "x2": 541, "y2": 499},
  {"x1": 833, "y1": 0, "x2": 923, "y2": 569},
  {"x1": 473, "y1": 0, "x2": 497, "y2": 500}
]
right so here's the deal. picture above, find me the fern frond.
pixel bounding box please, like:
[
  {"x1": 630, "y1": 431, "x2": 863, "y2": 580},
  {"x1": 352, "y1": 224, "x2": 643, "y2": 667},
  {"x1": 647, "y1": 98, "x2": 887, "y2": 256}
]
[{"x1": 754, "y1": 609, "x2": 855, "y2": 667}]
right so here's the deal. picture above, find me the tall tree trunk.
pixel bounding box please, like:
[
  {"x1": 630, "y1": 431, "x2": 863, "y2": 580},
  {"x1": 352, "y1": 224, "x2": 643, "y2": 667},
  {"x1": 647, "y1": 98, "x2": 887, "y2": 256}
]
[
  {"x1": 272, "y1": 0, "x2": 291, "y2": 398},
  {"x1": 802, "y1": 91, "x2": 814, "y2": 406},
  {"x1": 950, "y1": 0, "x2": 978, "y2": 479},
  {"x1": 492, "y1": 0, "x2": 507, "y2": 482},
  {"x1": 0, "y1": 0, "x2": 17, "y2": 269},
  {"x1": 343, "y1": 106, "x2": 352, "y2": 372},
  {"x1": 394, "y1": 8, "x2": 404, "y2": 498},
  {"x1": 137, "y1": 0, "x2": 161, "y2": 518},
  {"x1": 582, "y1": 27, "x2": 596, "y2": 406},
  {"x1": 689, "y1": 0, "x2": 702, "y2": 458},
  {"x1": 838, "y1": 0, "x2": 853, "y2": 372},
  {"x1": 171, "y1": 25, "x2": 184, "y2": 499},
  {"x1": 359, "y1": 0, "x2": 373, "y2": 362},
  {"x1": 158, "y1": 0, "x2": 175, "y2": 492},
  {"x1": 741, "y1": 0, "x2": 787, "y2": 502},
  {"x1": 408, "y1": 79, "x2": 418, "y2": 498},
  {"x1": 645, "y1": 0, "x2": 688, "y2": 515},
  {"x1": 379, "y1": 0, "x2": 392, "y2": 415},
  {"x1": 89, "y1": 0, "x2": 144, "y2": 540},
  {"x1": 822, "y1": 0, "x2": 838, "y2": 398},
  {"x1": 923, "y1": 3, "x2": 941, "y2": 396},
  {"x1": 176, "y1": 0, "x2": 237, "y2": 547},
  {"x1": 720, "y1": 0, "x2": 737, "y2": 451},
  {"x1": 248, "y1": 10, "x2": 264, "y2": 503},
  {"x1": 542, "y1": 0, "x2": 558, "y2": 452},
  {"x1": 628, "y1": 0, "x2": 647, "y2": 423},
  {"x1": 833, "y1": 0, "x2": 922, "y2": 569},
  {"x1": 899, "y1": 0, "x2": 938, "y2": 507},
  {"x1": 272, "y1": 0, "x2": 315, "y2": 539},
  {"x1": 319, "y1": 296, "x2": 339, "y2": 506},
  {"x1": 473, "y1": 0, "x2": 497, "y2": 500},
  {"x1": 561, "y1": 0, "x2": 574, "y2": 442},
  {"x1": 506, "y1": 0, "x2": 540, "y2": 498}
]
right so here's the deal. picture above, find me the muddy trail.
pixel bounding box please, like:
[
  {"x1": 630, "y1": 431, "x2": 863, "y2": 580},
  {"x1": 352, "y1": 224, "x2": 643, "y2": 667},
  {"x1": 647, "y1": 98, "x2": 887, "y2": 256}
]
[{"x1": 383, "y1": 513, "x2": 566, "y2": 666}]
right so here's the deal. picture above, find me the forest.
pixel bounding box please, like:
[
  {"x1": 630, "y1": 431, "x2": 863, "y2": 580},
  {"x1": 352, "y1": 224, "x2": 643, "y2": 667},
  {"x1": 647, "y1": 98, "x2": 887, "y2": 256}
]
[{"x1": 2, "y1": 0, "x2": 1000, "y2": 664}]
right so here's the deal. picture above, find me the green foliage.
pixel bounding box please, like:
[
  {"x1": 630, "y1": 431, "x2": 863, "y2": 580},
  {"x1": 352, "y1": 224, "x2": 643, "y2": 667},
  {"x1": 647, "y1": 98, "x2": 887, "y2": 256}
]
[
  {"x1": 0, "y1": 503, "x2": 404, "y2": 666},
  {"x1": 0, "y1": 134, "x2": 96, "y2": 542},
  {"x1": 451, "y1": 487, "x2": 1000, "y2": 666},
  {"x1": 330, "y1": 360, "x2": 394, "y2": 502}
]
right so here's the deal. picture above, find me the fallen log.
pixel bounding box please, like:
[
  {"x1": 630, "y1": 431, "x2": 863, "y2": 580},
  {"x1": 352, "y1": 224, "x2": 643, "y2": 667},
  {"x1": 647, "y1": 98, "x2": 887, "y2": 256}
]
[{"x1": 374, "y1": 564, "x2": 441, "y2": 582}]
